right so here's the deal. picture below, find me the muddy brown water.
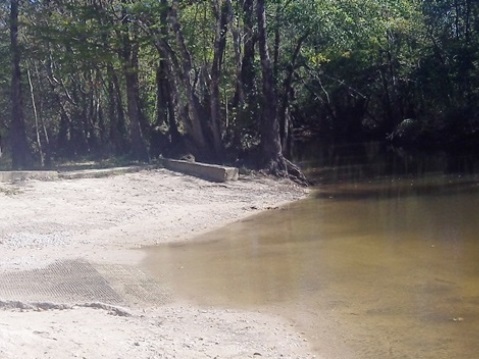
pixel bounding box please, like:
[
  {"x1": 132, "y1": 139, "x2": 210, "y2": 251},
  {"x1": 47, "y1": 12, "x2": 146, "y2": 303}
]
[{"x1": 143, "y1": 146, "x2": 479, "y2": 359}]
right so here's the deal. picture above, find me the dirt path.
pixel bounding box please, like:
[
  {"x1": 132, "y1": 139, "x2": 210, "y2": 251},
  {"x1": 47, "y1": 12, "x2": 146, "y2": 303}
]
[{"x1": 0, "y1": 169, "x2": 317, "y2": 359}]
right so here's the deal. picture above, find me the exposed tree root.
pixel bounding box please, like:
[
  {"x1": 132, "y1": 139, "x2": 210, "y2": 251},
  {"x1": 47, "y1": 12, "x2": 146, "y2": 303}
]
[{"x1": 261, "y1": 154, "x2": 309, "y2": 186}]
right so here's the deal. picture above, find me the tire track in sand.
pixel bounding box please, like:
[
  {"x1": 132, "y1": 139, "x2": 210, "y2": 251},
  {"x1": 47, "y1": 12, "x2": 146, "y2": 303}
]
[{"x1": 0, "y1": 259, "x2": 170, "y2": 308}]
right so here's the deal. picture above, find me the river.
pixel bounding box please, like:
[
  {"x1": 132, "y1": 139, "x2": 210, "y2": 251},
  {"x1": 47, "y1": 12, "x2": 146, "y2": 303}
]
[{"x1": 144, "y1": 142, "x2": 479, "y2": 359}]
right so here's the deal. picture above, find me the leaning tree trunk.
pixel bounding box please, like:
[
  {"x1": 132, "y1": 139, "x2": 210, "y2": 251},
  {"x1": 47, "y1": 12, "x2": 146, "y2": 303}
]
[
  {"x1": 256, "y1": 0, "x2": 307, "y2": 185},
  {"x1": 10, "y1": 0, "x2": 31, "y2": 169}
]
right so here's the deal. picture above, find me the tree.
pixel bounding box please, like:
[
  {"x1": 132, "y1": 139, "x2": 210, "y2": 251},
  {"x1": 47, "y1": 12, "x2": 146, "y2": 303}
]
[
  {"x1": 10, "y1": 0, "x2": 30, "y2": 169},
  {"x1": 208, "y1": 0, "x2": 232, "y2": 158},
  {"x1": 256, "y1": 0, "x2": 307, "y2": 184},
  {"x1": 119, "y1": 1, "x2": 150, "y2": 162},
  {"x1": 1, "y1": 0, "x2": 479, "y2": 175}
]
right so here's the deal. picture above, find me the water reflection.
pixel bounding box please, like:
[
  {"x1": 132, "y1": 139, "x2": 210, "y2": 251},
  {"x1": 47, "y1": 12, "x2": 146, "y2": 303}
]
[
  {"x1": 143, "y1": 145, "x2": 479, "y2": 359},
  {"x1": 314, "y1": 176, "x2": 479, "y2": 201},
  {"x1": 297, "y1": 141, "x2": 479, "y2": 185}
]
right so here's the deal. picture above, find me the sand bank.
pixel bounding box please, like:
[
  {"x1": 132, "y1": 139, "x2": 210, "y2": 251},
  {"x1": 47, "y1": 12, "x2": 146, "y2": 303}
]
[{"x1": 0, "y1": 168, "x2": 316, "y2": 358}]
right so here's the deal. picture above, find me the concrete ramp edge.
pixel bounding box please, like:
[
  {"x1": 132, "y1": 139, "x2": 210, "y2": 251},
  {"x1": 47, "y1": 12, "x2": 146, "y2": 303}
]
[{"x1": 162, "y1": 158, "x2": 239, "y2": 182}]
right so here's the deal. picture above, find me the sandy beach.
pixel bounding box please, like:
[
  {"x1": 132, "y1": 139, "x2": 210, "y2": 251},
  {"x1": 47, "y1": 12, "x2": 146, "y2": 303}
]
[{"x1": 0, "y1": 168, "x2": 316, "y2": 358}]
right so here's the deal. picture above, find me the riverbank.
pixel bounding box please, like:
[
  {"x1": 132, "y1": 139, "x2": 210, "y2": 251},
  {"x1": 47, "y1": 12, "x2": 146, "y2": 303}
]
[{"x1": 0, "y1": 168, "x2": 316, "y2": 358}]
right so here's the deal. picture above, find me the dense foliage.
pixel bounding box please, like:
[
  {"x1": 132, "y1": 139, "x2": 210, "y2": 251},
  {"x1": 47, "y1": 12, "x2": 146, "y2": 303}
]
[{"x1": 1, "y1": 0, "x2": 479, "y2": 174}]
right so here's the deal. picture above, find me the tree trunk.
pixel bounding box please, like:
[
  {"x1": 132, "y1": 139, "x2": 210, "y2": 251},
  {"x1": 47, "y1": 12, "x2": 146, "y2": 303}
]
[
  {"x1": 124, "y1": 60, "x2": 150, "y2": 162},
  {"x1": 10, "y1": 0, "x2": 30, "y2": 169},
  {"x1": 230, "y1": 0, "x2": 258, "y2": 149},
  {"x1": 121, "y1": 3, "x2": 149, "y2": 162},
  {"x1": 45, "y1": 58, "x2": 74, "y2": 157},
  {"x1": 168, "y1": 0, "x2": 209, "y2": 158},
  {"x1": 27, "y1": 67, "x2": 44, "y2": 167},
  {"x1": 155, "y1": 0, "x2": 180, "y2": 145},
  {"x1": 230, "y1": 4, "x2": 243, "y2": 106},
  {"x1": 257, "y1": 0, "x2": 281, "y2": 163},
  {"x1": 209, "y1": 0, "x2": 231, "y2": 159},
  {"x1": 279, "y1": 33, "x2": 308, "y2": 155},
  {"x1": 256, "y1": 0, "x2": 307, "y2": 185},
  {"x1": 238, "y1": 0, "x2": 256, "y2": 104},
  {"x1": 156, "y1": 59, "x2": 179, "y2": 140},
  {"x1": 107, "y1": 63, "x2": 128, "y2": 155}
]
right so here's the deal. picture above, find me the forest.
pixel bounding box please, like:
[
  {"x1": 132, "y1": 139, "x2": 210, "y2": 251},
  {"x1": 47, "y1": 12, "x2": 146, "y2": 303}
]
[{"x1": 1, "y1": 0, "x2": 479, "y2": 180}]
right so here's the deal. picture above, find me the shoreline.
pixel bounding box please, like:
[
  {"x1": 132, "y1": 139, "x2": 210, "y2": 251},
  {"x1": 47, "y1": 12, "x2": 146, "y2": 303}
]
[
  {"x1": 0, "y1": 168, "x2": 309, "y2": 272},
  {"x1": 0, "y1": 169, "x2": 318, "y2": 359}
]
